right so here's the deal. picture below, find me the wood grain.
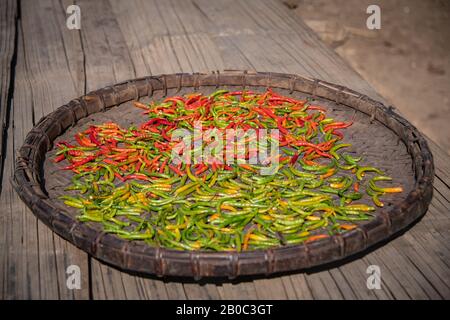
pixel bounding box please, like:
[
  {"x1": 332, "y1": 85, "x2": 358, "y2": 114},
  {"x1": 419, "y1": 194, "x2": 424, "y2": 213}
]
[
  {"x1": 0, "y1": 0, "x2": 17, "y2": 186},
  {"x1": 1, "y1": 0, "x2": 89, "y2": 299}
]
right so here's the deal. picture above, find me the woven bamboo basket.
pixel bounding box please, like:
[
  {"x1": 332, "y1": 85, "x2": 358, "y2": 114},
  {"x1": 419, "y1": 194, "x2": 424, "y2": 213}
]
[{"x1": 12, "y1": 71, "x2": 434, "y2": 279}]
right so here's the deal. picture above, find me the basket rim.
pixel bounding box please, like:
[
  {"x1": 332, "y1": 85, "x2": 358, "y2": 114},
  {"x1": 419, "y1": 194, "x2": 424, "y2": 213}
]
[{"x1": 12, "y1": 70, "x2": 434, "y2": 279}]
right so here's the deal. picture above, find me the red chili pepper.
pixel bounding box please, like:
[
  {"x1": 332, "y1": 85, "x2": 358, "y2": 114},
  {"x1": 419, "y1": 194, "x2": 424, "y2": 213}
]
[
  {"x1": 315, "y1": 149, "x2": 333, "y2": 159},
  {"x1": 151, "y1": 155, "x2": 162, "y2": 165},
  {"x1": 164, "y1": 96, "x2": 185, "y2": 104},
  {"x1": 332, "y1": 130, "x2": 344, "y2": 139},
  {"x1": 195, "y1": 164, "x2": 209, "y2": 175},
  {"x1": 103, "y1": 159, "x2": 119, "y2": 166},
  {"x1": 309, "y1": 121, "x2": 317, "y2": 133},
  {"x1": 159, "y1": 159, "x2": 168, "y2": 173},
  {"x1": 67, "y1": 150, "x2": 84, "y2": 157},
  {"x1": 75, "y1": 133, "x2": 96, "y2": 147},
  {"x1": 323, "y1": 122, "x2": 353, "y2": 131},
  {"x1": 88, "y1": 127, "x2": 101, "y2": 146},
  {"x1": 268, "y1": 97, "x2": 298, "y2": 104},
  {"x1": 161, "y1": 127, "x2": 173, "y2": 141},
  {"x1": 142, "y1": 156, "x2": 152, "y2": 167},
  {"x1": 169, "y1": 164, "x2": 184, "y2": 176},
  {"x1": 111, "y1": 154, "x2": 130, "y2": 161},
  {"x1": 114, "y1": 172, "x2": 124, "y2": 181},
  {"x1": 141, "y1": 118, "x2": 173, "y2": 130},
  {"x1": 316, "y1": 113, "x2": 325, "y2": 122},
  {"x1": 276, "y1": 117, "x2": 289, "y2": 135},
  {"x1": 290, "y1": 152, "x2": 300, "y2": 165},
  {"x1": 294, "y1": 117, "x2": 304, "y2": 127},
  {"x1": 54, "y1": 154, "x2": 66, "y2": 163},
  {"x1": 123, "y1": 173, "x2": 151, "y2": 181},
  {"x1": 154, "y1": 142, "x2": 169, "y2": 151},
  {"x1": 307, "y1": 105, "x2": 326, "y2": 112},
  {"x1": 136, "y1": 161, "x2": 142, "y2": 172},
  {"x1": 294, "y1": 141, "x2": 324, "y2": 151},
  {"x1": 255, "y1": 107, "x2": 277, "y2": 120},
  {"x1": 148, "y1": 127, "x2": 160, "y2": 133},
  {"x1": 317, "y1": 139, "x2": 337, "y2": 151},
  {"x1": 63, "y1": 155, "x2": 96, "y2": 170},
  {"x1": 56, "y1": 141, "x2": 75, "y2": 148}
]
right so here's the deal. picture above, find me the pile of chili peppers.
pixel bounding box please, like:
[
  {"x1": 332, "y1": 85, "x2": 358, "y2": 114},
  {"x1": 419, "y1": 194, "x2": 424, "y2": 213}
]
[{"x1": 55, "y1": 89, "x2": 403, "y2": 251}]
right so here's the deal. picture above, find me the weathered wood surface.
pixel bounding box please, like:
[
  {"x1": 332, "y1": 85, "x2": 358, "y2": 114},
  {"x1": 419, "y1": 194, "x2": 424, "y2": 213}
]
[
  {"x1": 1, "y1": 0, "x2": 449, "y2": 299},
  {"x1": 0, "y1": 0, "x2": 17, "y2": 185}
]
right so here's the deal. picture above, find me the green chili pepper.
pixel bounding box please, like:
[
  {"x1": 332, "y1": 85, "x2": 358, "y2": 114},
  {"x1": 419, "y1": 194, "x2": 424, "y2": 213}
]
[{"x1": 56, "y1": 88, "x2": 402, "y2": 252}]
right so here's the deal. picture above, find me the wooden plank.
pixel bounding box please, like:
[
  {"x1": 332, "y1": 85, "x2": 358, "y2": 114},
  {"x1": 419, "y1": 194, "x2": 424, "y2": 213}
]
[
  {"x1": 4, "y1": 0, "x2": 449, "y2": 299},
  {"x1": 216, "y1": 281, "x2": 259, "y2": 300},
  {"x1": 182, "y1": 282, "x2": 222, "y2": 300},
  {"x1": 326, "y1": 269, "x2": 359, "y2": 300},
  {"x1": 0, "y1": 0, "x2": 17, "y2": 184},
  {"x1": 428, "y1": 139, "x2": 450, "y2": 186},
  {"x1": 396, "y1": 234, "x2": 450, "y2": 298},
  {"x1": 78, "y1": 0, "x2": 135, "y2": 92},
  {"x1": 0, "y1": 0, "x2": 90, "y2": 299},
  {"x1": 370, "y1": 245, "x2": 432, "y2": 299},
  {"x1": 280, "y1": 276, "x2": 301, "y2": 300},
  {"x1": 303, "y1": 271, "x2": 344, "y2": 300},
  {"x1": 253, "y1": 278, "x2": 289, "y2": 299},
  {"x1": 287, "y1": 274, "x2": 314, "y2": 300},
  {"x1": 0, "y1": 0, "x2": 19, "y2": 297}
]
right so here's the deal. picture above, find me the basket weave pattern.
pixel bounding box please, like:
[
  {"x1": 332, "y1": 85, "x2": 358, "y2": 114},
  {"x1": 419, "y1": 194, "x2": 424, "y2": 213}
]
[{"x1": 12, "y1": 71, "x2": 434, "y2": 279}]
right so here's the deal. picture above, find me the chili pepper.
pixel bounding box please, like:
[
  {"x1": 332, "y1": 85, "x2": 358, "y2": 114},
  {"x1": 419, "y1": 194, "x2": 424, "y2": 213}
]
[
  {"x1": 63, "y1": 155, "x2": 96, "y2": 170},
  {"x1": 330, "y1": 144, "x2": 351, "y2": 160},
  {"x1": 305, "y1": 234, "x2": 328, "y2": 243},
  {"x1": 56, "y1": 141, "x2": 75, "y2": 148},
  {"x1": 55, "y1": 88, "x2": 402, "y2": 252},
  {"x1": 88, "y1": 127, "x2": 101, "y2": 146},
  {"x1": 169, "y1": 164, "x2": 184, "y2": 176},
  {"x1": 339, "y1": 224, "x2": 356, "y2": 231},
  {"x1": 369, "y1": 176, "x2": 403, "y2": 193},
  {"x1": 54, "y1": 154, "x2": 66, "y2": 163},
  {"x1": 75, "y1": 133, "x2": 96, "y2": 147},
  {"x1": 123, "y1": 173, "x2": 151, "y2": 181},
  {"x1": 323, "y1": 121, "x2": 353, "y2": 132},
  {"x1": 332, "y1": 130, "x2": 343, "y2": 139},
  {"x1": 320, "y1": 168, "x2": 336, "y2": 179},
  {"x1": 133, "y1": 101, "x2": 151, "y2": 110},
  {"x1": 356, "y1": 166, "x2": 384, "y2": 180}
]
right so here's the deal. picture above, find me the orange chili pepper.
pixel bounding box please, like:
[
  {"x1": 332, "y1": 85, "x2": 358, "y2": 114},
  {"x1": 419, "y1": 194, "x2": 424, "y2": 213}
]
[
  {"x1": 320, "y1": 168, "x2": 336, "y2": 179},
  {"x1": 340, "y1": 224, "x2": 356, "y2": 231},
  {"x1": 305, "y1": 234, "x2": 329, "y2": 243}
]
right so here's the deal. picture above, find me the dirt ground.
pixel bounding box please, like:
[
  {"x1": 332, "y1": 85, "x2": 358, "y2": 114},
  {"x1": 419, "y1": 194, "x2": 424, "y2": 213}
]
[{"x1": 284, "y1": 0, "x2": 450, "y2": 154}]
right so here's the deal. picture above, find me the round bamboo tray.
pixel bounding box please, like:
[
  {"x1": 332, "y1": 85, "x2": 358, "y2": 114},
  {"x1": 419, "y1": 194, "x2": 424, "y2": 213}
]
[{"x1": 12, "y1": 71, "x2": 434, "y2": 279}]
